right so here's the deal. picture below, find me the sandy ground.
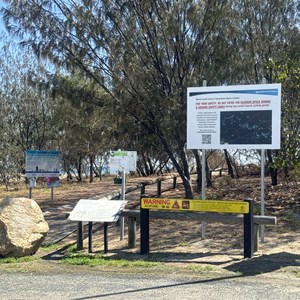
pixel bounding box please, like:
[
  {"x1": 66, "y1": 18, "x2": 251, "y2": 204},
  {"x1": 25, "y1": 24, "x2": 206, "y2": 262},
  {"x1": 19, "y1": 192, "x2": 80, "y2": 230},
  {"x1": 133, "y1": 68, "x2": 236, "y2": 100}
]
[{"x1": 1, "y1": 175, "x2": 300, "y2": 278}]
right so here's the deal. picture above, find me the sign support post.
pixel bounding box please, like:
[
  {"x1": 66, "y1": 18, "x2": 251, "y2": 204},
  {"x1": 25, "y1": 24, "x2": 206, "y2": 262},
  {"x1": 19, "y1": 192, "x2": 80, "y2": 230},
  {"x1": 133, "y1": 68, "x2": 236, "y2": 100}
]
[
  {"x1": 201, "y1": 80, "x2": 207, "y2": 239},
  {"x1": 140, "y1": 197, "x2": 150, "y2": 254},
  {"x1": 51, "y1": 187, "x2": 54, "y2": 206},
  {"x1": 260, "y1": 149, "x2": 265, "y2": 242},
  {"x1": 120, "y1": 169, "x2": 126, "y2": 240},
  {"x1": 260, "y1": 78, "x2": 267, "y2": 243},
  {"x1": 244, "y1": 199, "x2": 254, "y2": 258}
]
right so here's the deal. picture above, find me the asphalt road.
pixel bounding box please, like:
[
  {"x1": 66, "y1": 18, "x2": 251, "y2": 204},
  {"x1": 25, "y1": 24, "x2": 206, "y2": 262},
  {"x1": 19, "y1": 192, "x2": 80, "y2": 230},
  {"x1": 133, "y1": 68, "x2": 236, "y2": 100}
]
[{"x1": 1, "y1": 271, "x2": 300, "y2": 300}]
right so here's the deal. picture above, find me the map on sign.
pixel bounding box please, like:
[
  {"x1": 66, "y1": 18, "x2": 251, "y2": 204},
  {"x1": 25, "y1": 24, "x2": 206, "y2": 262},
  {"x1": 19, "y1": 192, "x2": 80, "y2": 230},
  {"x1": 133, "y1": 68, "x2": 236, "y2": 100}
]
[
  {"x1": 141, "y1": 198, "x2": 249, "y2": 214},
  {"x1": 68, "y1": 200, "x2": 127, "y2": 222},
  {"x1": 187, "y1": 84, "x2": 281, "y2": 149},
  {"x1": 25, "y1": 150, "x2": 60, "y2": 178},
  {"x1": 220, "y1": 110, "x2": 272, "y2": 145},
  {"x1": 109, "y1": 151, "x2": 137, "y2": 173}
]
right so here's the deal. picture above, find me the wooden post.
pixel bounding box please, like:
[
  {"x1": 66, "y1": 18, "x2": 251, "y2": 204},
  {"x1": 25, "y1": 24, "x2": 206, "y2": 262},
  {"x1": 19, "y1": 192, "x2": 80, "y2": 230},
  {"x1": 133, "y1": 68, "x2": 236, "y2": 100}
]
[
  {"x1": 157, "y1": 179, "x2": 162, "y2": 196},
  {"x1": 173, "y1": 176, "x2": 177, "y2": 189},
  {"x1": 140, "y1": 183, "x2": 146, "y2": 196}
]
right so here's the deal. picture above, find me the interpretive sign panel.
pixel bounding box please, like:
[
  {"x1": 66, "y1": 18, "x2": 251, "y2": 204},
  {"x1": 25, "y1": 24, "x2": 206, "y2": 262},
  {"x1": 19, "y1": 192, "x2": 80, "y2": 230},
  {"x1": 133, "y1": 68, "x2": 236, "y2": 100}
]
[
  {"x1": 25, "y1": 150, "x2": 60, "y2": 177},
  {"x1": 187, "y1": 84, "x2": 281, "y2": 149},
  {"x1": 68, "y1": 199, "x2": 127, "y2": 222},
  {"x1": 109, "y1": 150, "x2": 137, "y2": 172},
  {"x1": 141, "y1": 198, "x2": 249, "y2": 214}
]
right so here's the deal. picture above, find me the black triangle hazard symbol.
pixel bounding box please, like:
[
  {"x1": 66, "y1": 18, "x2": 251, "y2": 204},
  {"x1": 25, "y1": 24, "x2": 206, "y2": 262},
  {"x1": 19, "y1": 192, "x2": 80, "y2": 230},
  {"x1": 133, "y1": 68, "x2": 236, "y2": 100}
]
[{"x1": 172, "y1": 200, "x2": 180, "y2": 209}]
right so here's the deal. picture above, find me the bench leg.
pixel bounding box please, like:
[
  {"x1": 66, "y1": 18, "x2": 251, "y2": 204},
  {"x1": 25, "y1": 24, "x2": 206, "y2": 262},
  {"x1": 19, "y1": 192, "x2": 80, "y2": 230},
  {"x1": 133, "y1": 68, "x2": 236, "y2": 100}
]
[
  {"x1": 88, "y1": 222, "x2": 93, "y2": 253},
  {"x1": 77, "y1": 221, "x2": 83, "y2": 250},
  {"x1": 104, "y1": 223, "x2": 108, "y2": 253}
]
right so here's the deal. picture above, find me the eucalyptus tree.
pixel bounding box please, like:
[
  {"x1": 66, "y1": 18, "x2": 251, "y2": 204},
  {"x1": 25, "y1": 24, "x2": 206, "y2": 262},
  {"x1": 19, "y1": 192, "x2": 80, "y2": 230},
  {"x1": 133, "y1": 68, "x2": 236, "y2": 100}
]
[{"x1": 2, "y1": 0, "x2": 238, "y2": 198}]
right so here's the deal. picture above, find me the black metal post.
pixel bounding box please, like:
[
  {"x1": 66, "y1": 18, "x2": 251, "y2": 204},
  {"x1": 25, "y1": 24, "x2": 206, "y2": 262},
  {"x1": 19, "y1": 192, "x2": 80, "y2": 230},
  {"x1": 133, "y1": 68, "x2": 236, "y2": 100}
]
[
  {"x1": 77, "y1": 221, "x2": 83, "y2": 250},
  {"x1": 140, "y1": 196, "x2": 150, "y2": 254},
  {"x1": 244, "y1": 199, "x2": 254, "y2": 258},
  {"x1": 104, "y1": 222, "x2": 108, "y2": 253},
  {"x1": 88, "y1": 222, "x2": 93, "y2": 253}
]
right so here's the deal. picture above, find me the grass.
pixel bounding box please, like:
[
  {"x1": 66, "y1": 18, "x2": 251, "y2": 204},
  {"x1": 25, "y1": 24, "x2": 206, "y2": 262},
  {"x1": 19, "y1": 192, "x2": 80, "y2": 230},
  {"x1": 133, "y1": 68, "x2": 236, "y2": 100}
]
[
  {"x1": 62, "y1": 244, "x2": 159, "y2": 268},
  {"x1": 0, "y1": 255, "x2": 37, "y2": 264},
  {"x1": 63, "y1": 254, "x2": 159, "y2": 268},
  {"x1": 185, "y1": 265, "x2": 215, "y2": 272}
]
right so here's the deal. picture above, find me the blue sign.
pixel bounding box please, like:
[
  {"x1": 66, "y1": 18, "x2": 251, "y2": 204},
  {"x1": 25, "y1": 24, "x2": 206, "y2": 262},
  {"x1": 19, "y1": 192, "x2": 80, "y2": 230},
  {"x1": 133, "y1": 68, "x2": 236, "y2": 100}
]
[{"x1": 25, "y1": 150, "x2": 61, "y2": 178}]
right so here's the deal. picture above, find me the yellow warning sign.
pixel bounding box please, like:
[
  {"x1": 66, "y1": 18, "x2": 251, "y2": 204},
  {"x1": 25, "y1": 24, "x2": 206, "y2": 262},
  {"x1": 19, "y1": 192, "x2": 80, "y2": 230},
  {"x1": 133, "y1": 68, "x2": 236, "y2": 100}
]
[
  {"x1": 141, "y1": 198, "x2": 249, "y2": 214},
  {"x1": 172, "y1": 200, "x2": 180, "y2": 209}
]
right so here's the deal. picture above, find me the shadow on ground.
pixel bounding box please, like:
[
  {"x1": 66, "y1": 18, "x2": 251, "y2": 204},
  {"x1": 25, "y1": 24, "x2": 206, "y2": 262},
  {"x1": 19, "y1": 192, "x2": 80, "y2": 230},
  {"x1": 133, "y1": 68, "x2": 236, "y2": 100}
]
[{"x1": 225, "y1": 252, "x2": 300, "y2": 276}]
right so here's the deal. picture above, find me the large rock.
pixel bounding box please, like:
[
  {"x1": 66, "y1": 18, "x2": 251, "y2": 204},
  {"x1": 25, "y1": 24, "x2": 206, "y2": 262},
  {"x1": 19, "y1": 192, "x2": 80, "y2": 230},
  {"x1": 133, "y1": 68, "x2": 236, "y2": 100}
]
[{"x1": 0, "y1": 197, "x2": 49, "y2": 257}]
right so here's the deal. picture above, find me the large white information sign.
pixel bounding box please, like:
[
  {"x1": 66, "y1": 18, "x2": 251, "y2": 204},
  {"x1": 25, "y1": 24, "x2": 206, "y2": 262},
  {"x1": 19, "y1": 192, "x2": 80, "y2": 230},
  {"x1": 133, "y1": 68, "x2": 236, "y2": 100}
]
[
  {"x1": 25, "y1": 150, "x2": 60, "y2": 177},
  {"x1": 187, "y1": 84, "x2": 281, "y2": 149},
  {"x1": 109, "y1": 151, "x2": 137, "y2": 172},
  {"x1": 68, "y1": 199, "x2": 127, "y2": 222}
]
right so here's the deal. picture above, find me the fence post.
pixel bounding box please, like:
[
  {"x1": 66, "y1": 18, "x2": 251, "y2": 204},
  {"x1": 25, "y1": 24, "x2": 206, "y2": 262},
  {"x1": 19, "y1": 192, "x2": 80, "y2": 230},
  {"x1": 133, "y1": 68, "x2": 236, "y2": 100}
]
[
  {"x1": 140, "y1": 182, "x2": 146, "y2": 196},
  {"x1": 157, "y1": 179, "x2": 162, "y2": 196},
  {"x1": 173, "y1": 176, "x2": 177, "y2": 189}
]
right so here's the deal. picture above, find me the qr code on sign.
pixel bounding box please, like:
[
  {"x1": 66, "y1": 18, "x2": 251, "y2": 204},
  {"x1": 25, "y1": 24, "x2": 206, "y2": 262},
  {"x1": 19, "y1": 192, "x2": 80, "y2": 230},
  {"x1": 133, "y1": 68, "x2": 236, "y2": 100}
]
[{"x1": 202, "y1": 134, "x2": 212, "y2": 144}]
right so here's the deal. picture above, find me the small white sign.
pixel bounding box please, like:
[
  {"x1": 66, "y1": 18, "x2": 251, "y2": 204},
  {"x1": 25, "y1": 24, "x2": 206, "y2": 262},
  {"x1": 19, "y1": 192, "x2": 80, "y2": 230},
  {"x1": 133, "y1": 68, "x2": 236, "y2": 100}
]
[
  {"x1": 187, "y1": 84, "x2": 281, "y2": 150},
  {"x1": 109, "y1": 151, "x2": 137, "y2": 172},
  {"x1": 68, "y1": 200, "x2": 127, "y2": 222}
]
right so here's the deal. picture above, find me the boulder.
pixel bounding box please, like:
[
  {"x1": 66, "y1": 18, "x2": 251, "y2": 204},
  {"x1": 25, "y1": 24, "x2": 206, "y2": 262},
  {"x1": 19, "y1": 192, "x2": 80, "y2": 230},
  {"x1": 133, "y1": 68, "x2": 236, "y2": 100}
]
[{"x1": 0, "y1": 197, "x2": 49, "y2": 257}]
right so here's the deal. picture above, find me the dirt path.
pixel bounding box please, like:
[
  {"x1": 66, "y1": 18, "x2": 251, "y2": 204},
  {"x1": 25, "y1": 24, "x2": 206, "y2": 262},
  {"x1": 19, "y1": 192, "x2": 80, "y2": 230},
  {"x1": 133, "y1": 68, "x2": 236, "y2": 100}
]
[{"x1": 2, "y1": 175, "x2": 300, "y2": 280}]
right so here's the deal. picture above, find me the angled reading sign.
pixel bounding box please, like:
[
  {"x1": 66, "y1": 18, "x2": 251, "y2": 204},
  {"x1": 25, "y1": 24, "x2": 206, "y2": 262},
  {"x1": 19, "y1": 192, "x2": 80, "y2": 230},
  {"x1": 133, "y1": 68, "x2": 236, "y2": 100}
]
[{"x1": 187, "y1": 84, "x2": 281, "y2": 149}]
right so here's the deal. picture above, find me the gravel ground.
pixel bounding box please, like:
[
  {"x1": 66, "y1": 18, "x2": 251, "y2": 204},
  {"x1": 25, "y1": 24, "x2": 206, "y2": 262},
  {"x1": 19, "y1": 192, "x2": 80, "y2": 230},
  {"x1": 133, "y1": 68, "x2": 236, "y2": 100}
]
[{"x1": 1, "y1": 271, "x2": 300, "y2": 300}]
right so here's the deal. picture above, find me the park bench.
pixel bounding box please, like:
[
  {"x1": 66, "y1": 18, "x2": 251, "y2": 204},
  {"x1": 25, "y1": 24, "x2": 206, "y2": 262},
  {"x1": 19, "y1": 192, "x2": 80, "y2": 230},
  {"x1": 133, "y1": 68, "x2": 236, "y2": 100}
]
[{"x1": 120, "y1": 208, "x2": 277, "y2": 254}]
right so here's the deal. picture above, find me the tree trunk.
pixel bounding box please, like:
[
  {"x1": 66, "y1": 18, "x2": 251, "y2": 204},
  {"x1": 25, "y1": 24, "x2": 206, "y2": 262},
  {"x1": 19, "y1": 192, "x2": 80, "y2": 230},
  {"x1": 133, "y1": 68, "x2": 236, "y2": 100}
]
[
  {"x1": 205, "y1": 159, "x2": 212, "y2": 187},
  {"x1": 76, "y1": 156, "x2": 82, "y2": 182},
  {"x1": 224, "y1": 149, "x2": 234, "y2": 179},
  {"x1": 267, "y1": 150, "x2": 278, "y2": 186},
  {"x1": 89, "y1": 155, "x2": 94, "y2": 183},
  {"x1": 192, "y1": 149, "x2": 202, "y2": 193},
  {"x1": 162, "y1": 141, "x2": 193, "y2": 199}
]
